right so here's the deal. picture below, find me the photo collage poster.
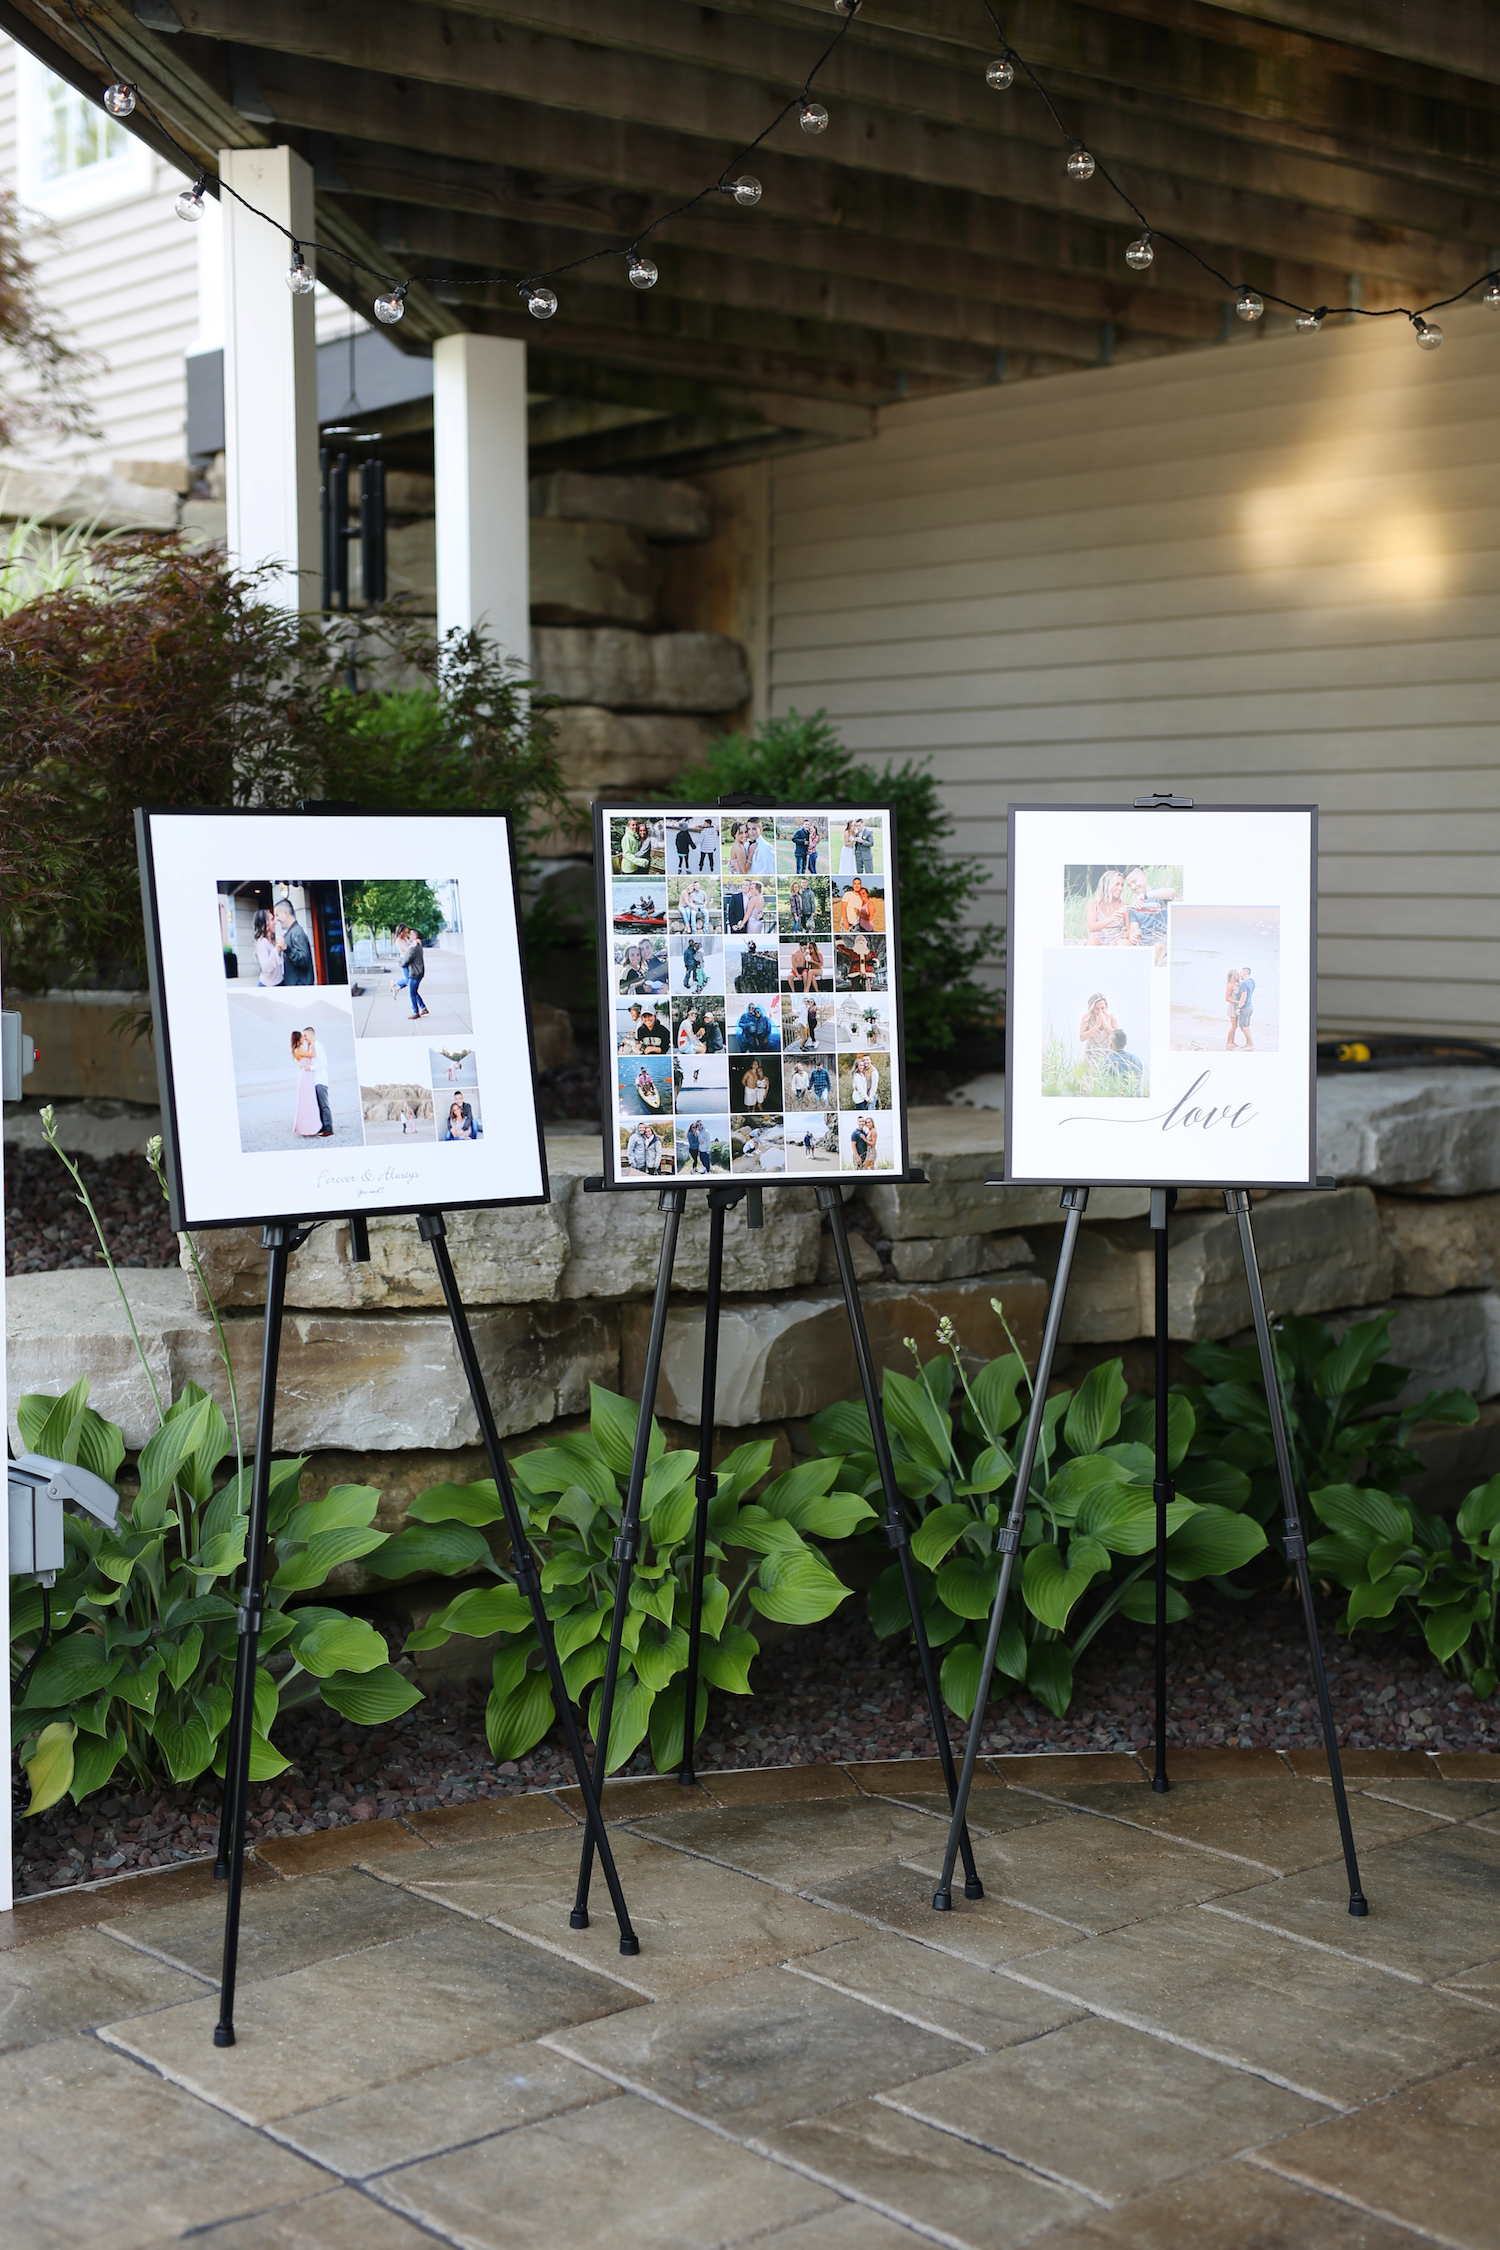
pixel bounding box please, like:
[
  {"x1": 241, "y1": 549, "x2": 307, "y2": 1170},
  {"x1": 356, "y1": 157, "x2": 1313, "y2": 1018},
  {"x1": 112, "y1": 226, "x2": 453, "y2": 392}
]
[
  {"x1": 137, "y1": 811, "x2": 547, "y2": 1227},
  {"x1": 1006, "y1": 804, "x2": 1316, "y2": 1188},
  {"x1": 597, "y1": 804, "x2": 908, "y2": 1184}
]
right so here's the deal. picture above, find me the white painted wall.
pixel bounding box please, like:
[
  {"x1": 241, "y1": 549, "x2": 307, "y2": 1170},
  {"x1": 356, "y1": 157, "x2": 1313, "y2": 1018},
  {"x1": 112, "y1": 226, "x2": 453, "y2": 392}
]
[{"x1": 768, "y1": 308, "x2": 1500, "y2": 1041}]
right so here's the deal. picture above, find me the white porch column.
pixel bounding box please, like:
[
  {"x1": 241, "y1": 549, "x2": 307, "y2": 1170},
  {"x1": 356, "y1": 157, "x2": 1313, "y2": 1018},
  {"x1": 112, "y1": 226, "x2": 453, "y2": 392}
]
[
  {"x1": 433, "y1": 333, "x2": 530, "y2": 660},
  {"x1": 219, "y1": 146, "x2": 320, "y2": 610}
]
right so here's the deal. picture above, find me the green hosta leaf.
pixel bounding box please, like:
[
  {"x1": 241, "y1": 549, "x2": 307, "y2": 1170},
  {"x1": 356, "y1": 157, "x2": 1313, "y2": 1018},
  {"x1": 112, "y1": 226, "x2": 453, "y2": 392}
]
[
  {"x1": 759, "y1": 1458, "x2": 842, "y2": 1521},
  {"x1": 20, "y1": 1380, "x2": 90, "y2": 1462},
  {"x1": 1022, "y1": 1540, "x2": 1109, "y2": 1631},
  {"x1": 24, "y1": 1721, "x2": 76, "y2": 1814},
  {"x1": 23, "y1": 1635, "x2": 122, "y2": 1708},
  {"x1": 69, "y1": 1726, "x2": 127, "y2": 1804},
  {"x1": 563, "y1": 1641, "x2": 608, "y2": 1700},
  {"x1": 786, "y1": 1490, "x2": 878, "y2": 1540},
  {"x1": 113, "y1": 1653, "x2": 164, "y2": 1716},
  {"x1": 1422, "y1": 1603, "x2": 1477, "y2": 1664},
  {"x1": 272, "y1": 1526, "x2": 387, "y2": 1592},
  {"x1": 1063, "y1": 1359, "x2": 1127, "y2": 1455},
  {"x1": 491, "y1": 1637, "x2": 540, "y2": 1704},
  {"x1": 291, "y1": 1614, "x2": 389, "y2": 1678},
  {"x1": 1118, "y1": 1393, "x2": 1195, "y2": 1470},
  {"x1": 627, "y1": 1574, "x2": 676, "y2": 1631},
  {"x1": 910, "y1": 1504, "x2": 975, "y2": 1572},
  {"x1": 487, "y1": 1668, "x2": 558, "y2": 1762},
  {"x1": 249, "y1": 1667, "x2": 277, "y2": 1738},
  {"x1": 591, "y1": 1672, "x2": 654, "y2": 1774},
  {"x1": 1346, "y1": 1576, "x2": 1409, "y2": 1628},
  {"x1": 881, "y1": 1368, "x2": 954, "y2": 1477},
  {"x1": 1309, "y1": 1485, "x2": 1410, "y2": 1550},
  {"x1": 320, "y1": 1664, "x2": 424, "y2": 1725},
  {"x1": 1314, "y1": 1314, "x2": 1395, "y2": 1403},
  {"x1": 1457, "y1": 1475, "x2": 1500, "y2": 1545},
  {"x1": 555, "y1": 1608, "x2": 605, "y2": 1663},
  {"x1": 959, "y1": 1443, "x2": 1013, "y2": 1496},
  {"x1": 133, "y1": 1395, "x2": 215, "y2": 1513},
  {"x1": 512, "y1": 1444, "x2": 615, "y2": 1516},
  {"x1": 213, "y1": 1728, "x2": 292, "y2": 1783},
  {"x1": 868, "y1": 1562, "x2": 913, "y2": 1639},
  {"x1": 1100, "y1": 1441, "x2": 1155, "y2": 1483},
  {"x1": 727, "y1": 1504, "x2": 803, "y2": 1556},
  {"x1": 750, "y1": 1544, "x2": 851, "y2": 1625},
  {"x1": 264, "y1": 1455, "x2": 312, "y2": 1535},
  {"x1": 412, "y1": 1582, "x2": 535, "y2": 1645},
  {"x1": 651, "y1": 1481, "x2": 700, "y2": 1549},
  {"x1": 151, "y1": 1710, "x2": 216, "y2": 1783},
  {"x1": 187, "y1": 1525, "x2": 248, "y2": 1577},
  {"x1": 939, "y1": 1639, "x2": 985, "y2": 1720},
  {"x1": 700, "y1": 1622, "x2": 759, "y2": 1696},
  {"x1": 1205, "y1": 1379, "x2": 1272, "y2": 1433},
  {"x1": 1073, "y1": 1488, "x2": 1196, "y2": 1556},
  {"x1": 649, "y1": 1677, "x2": 706, "y2": 1772},
  {"x1": 542, "y1": 1552, "x2": 595, "y2": 1590},
  {"x1": 161, "y1": 1625, "x2": 204, "y2": 1692},
  {"x1": 408, "y1": 1479, "x2": 505, "y2": 1525},
  {"x1": 1406, "y1": 1388, "x2": 1479, "y2": 1429},
  {"x1": 1306, "y1": 1531, "x2": 1376, "y2": 1589},
  {"x1": 1025, "y1": 1638, "x2": 1074, "y2": 1719},
  {"x1": 809, "y1": 1399, "x2": 873, "y2": 1457},
  {"x1": 1163, "y1": 1505, "x2": 1267, "y2": 1581},
  {"x1": 935, "y1": 1553, "x2": 1001, "y2": 1621},
  {"x1": 1117, "y1": 1580, "x2": 1193, "y2": 1625},
  {"x1": 677, "y1": 1573, "x2": 728, "y2": 1644},
  {"x1": 10, "y1": 1582, "x2": 46, "y2": 1644},
  {"x1": 992, "y1": 1614, "x2": 1029, "y2": 1680},
  {"x1": 642, "y1": 1451, "x2": 697, "y2": 1521},
  {"x1": 1043, "y1": 1454, "x2": 1134, "y2": 1524},
  {"x1": 1366, "y1": 1537, "x2": 1414, "y2": 1584},
  {"x1": 363, "y1": 1523, "x2": 492, "y2": 1580},
  {"x1": 589, "y1": 1384, "x2": 644, "y2": 1480},
  {"x1": 1173, "y1": 1460, "x2": 1252, "y2": 1511},
  {"x1": 969, "y1": 1352, "x2": 1027, "y2": 1441},
  {"x1": 712, "y1": 1439, "x2": 778, "y2": 1508},
  {"x1": 284, "y1": 1486, "x2": 381, "y2": 1539},
  {"x1": 633, "y1": 1625, "x2": 689, "y2": 1694},
  {"x1": 72, "y1": 1405, "x2": 127, "y2": 1486},
  {"x1": 891, "y1": 1457, "x2": 945, "y2": 1502}
]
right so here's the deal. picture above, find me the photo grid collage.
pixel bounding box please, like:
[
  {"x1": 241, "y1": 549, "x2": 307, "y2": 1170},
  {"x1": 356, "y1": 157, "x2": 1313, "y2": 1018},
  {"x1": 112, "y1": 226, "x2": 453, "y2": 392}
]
[
  {"x1": 606, "y1": 808, "x2": 901, "y2": 1179},
  {"x1": 1043, "y1": 858, "x2": 1280, "y2": 1100},
  {"x1": 217, "y1": 876, "x2": 486, "y2": 1155}
]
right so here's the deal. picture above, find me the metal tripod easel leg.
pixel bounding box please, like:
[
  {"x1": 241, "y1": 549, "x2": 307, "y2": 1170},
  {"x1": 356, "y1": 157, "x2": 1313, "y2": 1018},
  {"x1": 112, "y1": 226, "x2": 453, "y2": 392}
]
[
  {"x1": 678, "y1": 1185, "x2": 743, "y2": 1786},
  {"x1": 1150, "y1": 1187, "x2": 1175, "y2": 1795}
]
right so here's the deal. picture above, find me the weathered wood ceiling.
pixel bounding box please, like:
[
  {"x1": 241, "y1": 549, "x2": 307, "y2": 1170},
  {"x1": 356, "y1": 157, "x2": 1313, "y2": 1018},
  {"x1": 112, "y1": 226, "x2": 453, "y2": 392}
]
[{"x1": 10, "y1": 0, "x2": 1500, "y2": 471}]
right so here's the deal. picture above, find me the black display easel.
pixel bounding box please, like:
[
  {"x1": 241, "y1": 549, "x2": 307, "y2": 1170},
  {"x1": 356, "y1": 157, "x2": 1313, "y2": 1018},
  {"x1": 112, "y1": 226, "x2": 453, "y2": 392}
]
[
  {"x1": 213, "y1": 1207, "x2": 638, "y2": 2049},
  {"x1": 569, "y1": 1175, "x2": 983, "y2": 1929},
  {"x1": 932, "y1": 1183, "x2": 1368, "y2": 1917}
]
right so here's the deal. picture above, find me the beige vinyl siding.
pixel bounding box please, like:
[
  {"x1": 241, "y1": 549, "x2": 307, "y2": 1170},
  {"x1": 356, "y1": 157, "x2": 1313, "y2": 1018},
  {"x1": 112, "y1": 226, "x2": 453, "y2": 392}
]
[{"x1": 767, "y1": 308, "x2": 1500, "y2": 1038}]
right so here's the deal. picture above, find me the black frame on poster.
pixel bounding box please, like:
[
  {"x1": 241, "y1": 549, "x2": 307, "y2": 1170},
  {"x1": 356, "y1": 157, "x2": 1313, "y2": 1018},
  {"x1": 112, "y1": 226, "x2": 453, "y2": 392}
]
[
  {"x1": 135, "y1": 806, "x2": 551, "y2": 1231},
  {"x1": 592, "y1": 799, "x2": 919, "y2": 1190},
  {"x1": 1002, "y1": 801, "x2": 1320, "y2": 1191}
]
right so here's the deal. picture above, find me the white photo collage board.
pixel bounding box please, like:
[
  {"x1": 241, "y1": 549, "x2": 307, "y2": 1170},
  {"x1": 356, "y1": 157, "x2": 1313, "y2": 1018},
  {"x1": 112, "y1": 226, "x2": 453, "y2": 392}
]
[
  {"x1": 138, "y1": 810, "x2": 546, "y2": 1228},
  {"x1": 1006, "y1": 804, "x2": 1316, "y2": 1188},
  {"x1": 599, "y1": 804, "x2": 906, "y2": 1184}
]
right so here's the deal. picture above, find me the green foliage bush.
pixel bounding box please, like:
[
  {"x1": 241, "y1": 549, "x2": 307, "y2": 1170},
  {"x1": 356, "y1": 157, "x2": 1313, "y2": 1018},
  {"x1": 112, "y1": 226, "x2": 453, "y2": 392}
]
[{"x1": 675, "y1": 708, "x2": 1000, "y2": 1056}]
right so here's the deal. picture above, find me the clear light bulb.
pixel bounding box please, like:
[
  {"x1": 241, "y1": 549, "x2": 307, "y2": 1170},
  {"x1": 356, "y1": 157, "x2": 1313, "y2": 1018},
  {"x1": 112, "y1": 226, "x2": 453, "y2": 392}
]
[
  {"x1": 1125, "y1": 231, "x2": 1153, "y2": 270},
  {"x1": 103, "y1": 81, "x2": 136, "y2": 118},
  {"x1": 628, "y1": 253, "x2": 658, "y2": 290},
  {"x1": 1414, "y1": 316, "x2": 1443, "y2": 350},
  {"x1": 1294, "y1": 309, "x2": 1323, "y2": 333},
  {"x1": 174, "y1": 179, "x2": 206, "y2": 223},
  {"x1": 730, "y1": 175, "x2": 762, "y2": 206},
  {"x1": 800, "y1": 100, "x2": 828, "y2": 133},
  {"x1": 986, "y1": 57, "x2": 1014, "y2": 90},
  {"x1": 1067, "y1": 147, "x2": 1096, "y2": 181},
  {"x1": 373, "y1": 286, "x2": 406, "y2": 325},
  {"x1": 527, "y1": 285, "x2": 558, "y2": 320},
  {"x1": 1484, "y1": 278, "x2": 1500, "y2": 309},
  {"x1": 1236, "y1": 289, "x2": 1264, "y2": 321},
  {"x1": 286, "y1": 248, "x2": 314, "y2": 295},
  {"x1": 835, "y1": 0, "x2": 858, "y2": 14}
]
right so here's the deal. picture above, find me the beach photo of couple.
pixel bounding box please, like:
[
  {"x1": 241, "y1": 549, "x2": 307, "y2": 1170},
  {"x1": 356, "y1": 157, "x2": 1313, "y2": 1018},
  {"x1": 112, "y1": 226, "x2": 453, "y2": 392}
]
[
  {"x1": 1064, "y1": 862, "x2": 1183, "y2": 966},
  {"x1": 1040, "y1": 947, "x2": 1152, "y2": 1099},
  {"x1": 1170, "y1": 904, "x2": 1280, "y2": 1052}
]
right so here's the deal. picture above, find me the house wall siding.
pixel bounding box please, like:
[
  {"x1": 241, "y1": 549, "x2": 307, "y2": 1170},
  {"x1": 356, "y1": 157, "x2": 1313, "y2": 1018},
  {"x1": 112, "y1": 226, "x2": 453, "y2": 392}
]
[{"x1": 767, "y1": 309, "x2": 1500, "y2": 1039}]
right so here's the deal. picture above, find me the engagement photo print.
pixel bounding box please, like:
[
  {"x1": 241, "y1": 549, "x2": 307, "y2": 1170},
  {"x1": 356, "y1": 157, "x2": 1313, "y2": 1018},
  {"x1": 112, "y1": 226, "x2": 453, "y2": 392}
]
[
  {"x1": 595, "y1": 802, "x2": 910, "y2": 1187},
  {"x1": 1006, "y1": 804, "x2": 1315, "y2": 1189},
  {"x1": 139, "y1": 810, "x2": 546, "y2": 1227}
]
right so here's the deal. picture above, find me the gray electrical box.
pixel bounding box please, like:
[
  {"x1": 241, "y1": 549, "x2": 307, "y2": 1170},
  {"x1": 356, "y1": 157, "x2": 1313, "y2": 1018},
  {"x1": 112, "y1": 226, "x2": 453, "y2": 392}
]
[
  {"x1": 1, "y1": 1011, "x2": 36, "y2": 1102},
  {"x1": 8, "y1": 1453, "x2": 120, "y2": 1586}
]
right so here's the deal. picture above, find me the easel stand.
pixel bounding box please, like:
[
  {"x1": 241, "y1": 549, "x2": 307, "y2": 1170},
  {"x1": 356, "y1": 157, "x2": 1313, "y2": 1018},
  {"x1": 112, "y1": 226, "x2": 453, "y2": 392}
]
[
  {"x1": 933, "y1": 1185, "x2": 1368, "y2": 1918},
  {"x1": 572, "y1": 1178, "x2": 982, "y2": 1926},
  {"x1": 214, "y1": 1209, "x2": 638, "y2": 2049}
]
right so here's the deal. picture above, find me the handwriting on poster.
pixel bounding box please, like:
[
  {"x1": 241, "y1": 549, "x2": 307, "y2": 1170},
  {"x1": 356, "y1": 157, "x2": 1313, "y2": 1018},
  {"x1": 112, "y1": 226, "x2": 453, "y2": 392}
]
[{"x1": 1060, "y1": 1071, "x2": 1256, "y2": 1134}]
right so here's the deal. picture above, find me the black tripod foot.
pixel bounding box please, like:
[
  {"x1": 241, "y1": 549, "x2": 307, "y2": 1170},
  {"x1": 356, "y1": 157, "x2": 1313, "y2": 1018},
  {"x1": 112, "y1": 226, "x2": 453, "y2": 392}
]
[
  {"x1": 932, "y1": 1888, "x2": 952, "y2": 1912},
  {"x1": 1152, "y1": 1776, "x2": 1169, "y2": 1794},
  {"x1": 213, "y1": 1861, "x2": 229, "y2": 1880},
  {"x1": 1349, "y1": 1893, "x2": 1370, "y2": 1918},
  {"x1": 213, "y1": 2024, "x2": 235, "y2": 2048},
  {"x1": 619, "y1": 1934, "x2": 641, "y2": 1956},
  {"x1": 676, "y1": 1767, "x2": 696, "y2": 1787},
  {"x1": 569, "y1": 1908, "x2": 590, "y2": 1930},
  {"x1": 963, "y1": 1877, "x2": 985, "y2": 1900}
]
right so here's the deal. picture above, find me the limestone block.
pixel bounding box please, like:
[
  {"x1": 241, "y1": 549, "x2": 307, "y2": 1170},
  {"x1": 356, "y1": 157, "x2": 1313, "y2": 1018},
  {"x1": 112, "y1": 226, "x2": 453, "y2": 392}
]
[
  {"x1": 559, "y1": 1182, "x2": 823, "y2": 1300},
  {"x1": 621, "y1": 1272, "x2": 1048, "y2": 1424},
  {"x1": 5, "y1": 1270, "x2": 618, "y2": 1452},
  {"x1": 551, "y1": 706, "x2": 713, "y2": 797},
  {"x1": 530, "y1": 470, "x2": 711, "y2": 542},
  {"x1": 183, "y1": 1199, "x2": 572, "y2": 1312},
  {"x1": 816, "y1": 1229, "x2": 883, "y2": 1284},
  {"x1": 865, "y1": 1175, "x2": 1149, "y2": 1241},
  {"x1": 386, "y1": 517, "x2": 436, "y2": 608},
  {"x1": 532, "y1": 999, "x2": 576, "y2": 1073},
  {"x1": 887, "y1": 1233, "x2": 1034, "y2": 1285},
  {"x1": 529, "y1": 519, "x2": 659, "y2": 626},
  {"x1": 0, "y1": 462, "x2": 178, "y2": 531},
  {"x1": 1317, "y1": 1068, "x2": 1500, "y2": 1195},
  {"x1": 1165, "y1": 1189, "x2": 1393, "y2": 1340},
  {"x1": 1377, "y1": 1193, "x2": 1500, "y2": 1297},
  {"x1": 1059, "y1": 1225, "x2": 1152, "y2": 1344},
  {"x1": 531, "y1": 626, "x2": 749, "y2": 713}
]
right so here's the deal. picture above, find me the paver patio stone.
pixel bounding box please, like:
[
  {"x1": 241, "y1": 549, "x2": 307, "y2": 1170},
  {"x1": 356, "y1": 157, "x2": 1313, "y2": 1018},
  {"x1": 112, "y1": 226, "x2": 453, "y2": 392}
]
[
  {"x1": 545, "y1": 1961, "x2": 969, "y2": 2130},
  {"x1": 101, "y1": 1916, "x2": 641, "y2": 2123},
  {"x1": 1348, "y1": 1778, "x2": 1500, "y2": 1822},
  {"x1": 1204, "y1": 1823, "x2": 1500, "y2": 1984},
  {"x1": 1252, "y1": 2052, "x2": 1500, "y2": 2248},
  {"x1": 373, "y1": 2089, "x2": 839, "y2": 2248},
  {"x1": 1439, "y1": 1953, "x2": 1500, "y2": 2004},
  {"x1": 1012, "y1": 1905, "x2": 1500, "y2": 2106},
  {"x1": 167, "y1": 2185, "x2": 438, "y2": 2249},
  {"x1": 785, "y1": 1930, "x2": 1085, "y2": 2052},
  {"x1": 1021, "y1": 1778, "x2": 1440, "y2": 1876},
  {"x1": 878, "y1": 2013, "x2": 1329, "y2": 2203},
  {"x1": 0, "y1": 1926, "x2": 206, "y2": 2052},
  {"x1": 403, "y1": 1792, "x2": 579, "y2": 1844},
  {"x1": 1145, "y1": 1748, "x2": 1290, "y2": 1781},
  {"x1": 99, "y1": 1867, "x2": 450, "y2": 1986},
  {"x1": 989, "y1": 1753, "x2": 1145, "y2": 1785},
  {"x1": 846, "y1": 1757, "x2": 1017, "y2": 1795},
  {"x1": 641, "y1": 1793, "x2": 1074, "y2": 1895},
  {"x1": 0, "y1": 2034, "x2": 326, "y2": 2249},
  {"x1": 756, "y1": 2095, "x2": 1093, "y2": 2248},
  {"x1": 1434, "y1": 1751, "x2": 1500, "y2": 1780},
  {"x1": 0, "y1": 1856, "x2": 275, "y2": 1952},
  {"x1": 756, "y1": 2204, "x2": 929, "y2": 2247},
  {"x1": 811, "y1": 1861, "x2": 1084, "y2": 1967},
  {"x1": 252, "y1": 1819, "x2": 428, "y2": 1878},
  {"x1": 703, "y1": 1765, "x2": 859, "y2": 1806},
  {"x1": 275, "y1": 2044, "x2": 621, "y2": 2176},
  {"x1": 1282, "y1": 1750, "x2": 1436, "y2": 1780},
  {"x1": 1027, "y1": 2157, "x2": 1427, "y2": 2248},
  {"x1": 553, "y1": 1774, "x2": 714, "y2": 1821},
  {"x1": 900, "y1": 1806, "x2": 1263, "y2": 1931}
]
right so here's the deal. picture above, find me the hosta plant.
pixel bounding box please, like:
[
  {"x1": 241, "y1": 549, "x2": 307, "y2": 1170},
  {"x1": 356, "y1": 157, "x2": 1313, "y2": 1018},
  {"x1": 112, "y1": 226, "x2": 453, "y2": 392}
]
[
  {"x1": 407, "y1": 1382, "x2": 872, "y2": 1772},
  {"x1": 809, "y1": 1312, "x2": 1268, "y2": 1720},
  {"x1": 1303, "y1": 1473, "x2": 1500, "y2": 1694}
]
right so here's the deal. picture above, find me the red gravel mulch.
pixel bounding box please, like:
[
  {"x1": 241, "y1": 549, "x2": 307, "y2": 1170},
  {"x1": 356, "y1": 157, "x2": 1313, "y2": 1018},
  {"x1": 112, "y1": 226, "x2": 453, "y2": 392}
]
[
  {"x1": 13, "y1": 1592, "x2": 1493, "y2": 1896},
  {"x1": 5, "y1": 1149, "x2": 179, "y2": 1276}
]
